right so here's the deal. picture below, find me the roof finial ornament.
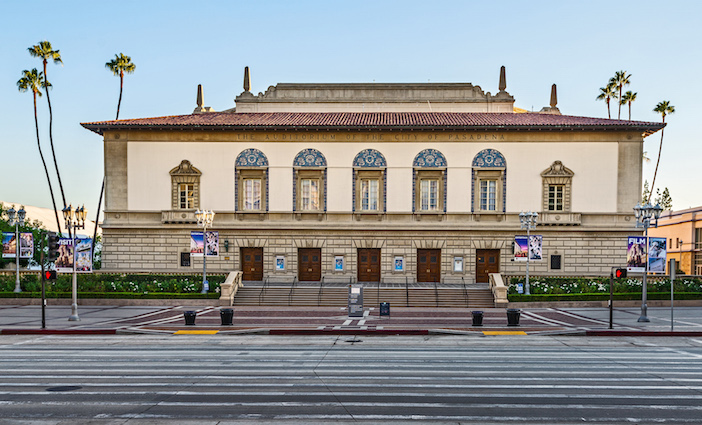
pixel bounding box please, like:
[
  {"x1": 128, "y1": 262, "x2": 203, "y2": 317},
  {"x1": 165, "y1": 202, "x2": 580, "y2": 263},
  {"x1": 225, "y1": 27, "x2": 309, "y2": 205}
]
[
  {"x1": 243, "y1": 66, "x2": 251, "y2": 92},
  {"x1": 550, "y1": 84, "x2": 557, "y2": 108},
  {"x1": 499, "y1": 66, "x2": 506, "y2": 92},
  {"x1": 193, "y1": 84, "x2": 214, "y2": 114}
]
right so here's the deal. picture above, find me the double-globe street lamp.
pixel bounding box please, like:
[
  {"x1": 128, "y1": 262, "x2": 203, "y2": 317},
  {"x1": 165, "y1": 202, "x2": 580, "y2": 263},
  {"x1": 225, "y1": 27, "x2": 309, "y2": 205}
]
[
  {"x1": 519, "y1": 211, "x2": 539, "y2": 296},
  {"x1": 63, "y1": 204, "x2": 87, "y2": 321},
  {"x1": 633, "y1": 202, "x2": 663, "y2": 322},
  {"x1": 7, "y1": 207, "x2": 26, "y2": 293},
  {"x1": 195, "y1": 209, "x2": 215, "y2": 294}
]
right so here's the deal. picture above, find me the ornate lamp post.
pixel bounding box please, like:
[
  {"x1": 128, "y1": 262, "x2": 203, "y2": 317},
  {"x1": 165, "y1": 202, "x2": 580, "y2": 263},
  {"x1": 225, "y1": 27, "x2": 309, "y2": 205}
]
[
  {"x1": 7, "y1": 207, "x2": 26, "y2": 293},
  {"x1": 519, "y1": 211, "x2": 539, "y2": 296},
  {"x1": 195, "y1": 209, "x2": 215, "y2": 294},
  {"x1": 63, "y1": 204, "x2": 87, "y2": 321},
  {"x1": 633, "y1": 202, "x2": 663, "y2": 322}
]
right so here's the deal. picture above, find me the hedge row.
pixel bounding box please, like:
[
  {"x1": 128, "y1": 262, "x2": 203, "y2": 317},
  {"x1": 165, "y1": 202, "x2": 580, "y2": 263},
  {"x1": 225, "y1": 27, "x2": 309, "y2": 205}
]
[
  {"x1": 508, "y1": 276, "x2": 702, "y2": 295},
  {"x1": 508, "y1": 292, "x2": 702, "y2": 302}
]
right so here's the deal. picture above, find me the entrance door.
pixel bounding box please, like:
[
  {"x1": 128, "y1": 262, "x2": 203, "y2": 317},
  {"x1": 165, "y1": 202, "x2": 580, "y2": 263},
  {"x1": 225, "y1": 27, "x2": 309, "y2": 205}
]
[
  {"x1": 476, "y1": 249, "x2": 500, "y2": 283},
  {"x1": 357, "y1": 248, "x2": 381, "y2": 283},
  {"x1": 240, "y1": 247, "x2": 263, "y2": 281},
  {"x1": 417, "y1": 249, "x2": 441, "y2": 283},
  {"x1": 298, "y1": 248, "x2": 321, "y2": 282}
]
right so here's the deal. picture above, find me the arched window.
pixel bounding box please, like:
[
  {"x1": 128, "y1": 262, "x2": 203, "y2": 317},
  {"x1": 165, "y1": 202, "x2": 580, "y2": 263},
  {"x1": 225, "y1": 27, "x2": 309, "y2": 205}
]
[
  {"x1": 169, "y1": 160, "x2": 201, "y2": 210},
  {"x1": 235, "y1": 149, "x2": 269, "y2": 212},
  {"x1": 413, "y1": 149, "x2": 447, "y2": 213},
  {"x1": 293, "y1": 149, "x2": 327, "y2": 212},
  {"x1": 471, "y1": 149, "x2": 506, "y2": 213},
  {"x1": 353, "y1": 149, "x2": 387, "y2": 213}
]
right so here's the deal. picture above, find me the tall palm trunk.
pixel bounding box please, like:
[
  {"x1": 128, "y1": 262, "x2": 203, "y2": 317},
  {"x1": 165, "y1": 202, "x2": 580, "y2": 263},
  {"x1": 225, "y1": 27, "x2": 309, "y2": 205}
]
[
  {"x1": 116, "y1": 72, "x2": 124, "y2": 120},
  {"x1": 33, "y1": 91, "x2": 62, "y2": 236},
  {"x1": 606, "y1": 99, "x2": 611, "y2": 119},
  {"x1": 618, "y1": 86, "x2": 623, "y2": 119},
  {"x1": 628, "y1": 103, "x2": 631, "y2": 121},
  {"x1": 43, "y1": 59, "x2": 71, "y2": 238},
  {"x1": 648, "y1": 117, "x2": 666, "y2": 203}
]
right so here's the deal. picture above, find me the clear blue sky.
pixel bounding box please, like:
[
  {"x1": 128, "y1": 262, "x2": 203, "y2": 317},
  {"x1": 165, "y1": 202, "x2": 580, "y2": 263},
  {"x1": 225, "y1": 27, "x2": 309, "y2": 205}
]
[{"x1": 1, "y1": 0, "x2": 699, "y2": 215}]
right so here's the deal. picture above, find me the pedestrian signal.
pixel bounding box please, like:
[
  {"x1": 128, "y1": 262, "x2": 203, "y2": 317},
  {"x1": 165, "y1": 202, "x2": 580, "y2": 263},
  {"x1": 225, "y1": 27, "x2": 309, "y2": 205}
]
[
  {"x1": 44, "y1": 270, "x2": 57, "y2": 280},
  {"x1": 614, "y1": 268, "x2": 627, "y2": 279},
  {"x1": 47, "y1": 232, "x2": 60, "y2": 262}
]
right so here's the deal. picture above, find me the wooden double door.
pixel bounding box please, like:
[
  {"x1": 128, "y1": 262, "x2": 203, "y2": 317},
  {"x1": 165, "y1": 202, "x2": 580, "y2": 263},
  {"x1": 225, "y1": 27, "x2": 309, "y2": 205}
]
[
  {"x1": 417, "y1": 249, "x2": 441, "y2": 283},
  {"x1": 240, "y1": 247, "x2": 263, "y2": 281},
  {"x1": 476, "y1": 249, "x2": 500, "y2": 283},
  {"x1": 357, "y1": 248, "x2": 381, "y2": 283},
  {"x1": 298, "y1": 248, "x2": 321, "y2": 282}
]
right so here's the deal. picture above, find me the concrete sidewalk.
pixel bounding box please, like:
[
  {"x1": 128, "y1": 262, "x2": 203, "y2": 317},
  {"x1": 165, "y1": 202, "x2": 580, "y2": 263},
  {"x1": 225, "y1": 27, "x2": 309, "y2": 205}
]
[{"x1": 1, "y1": 303, "x2": 702, "y2": 336}]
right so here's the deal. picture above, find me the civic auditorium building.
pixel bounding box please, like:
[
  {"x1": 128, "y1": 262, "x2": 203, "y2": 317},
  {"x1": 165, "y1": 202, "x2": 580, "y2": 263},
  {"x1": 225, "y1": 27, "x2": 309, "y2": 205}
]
[{"x1": 82, "y1": 67, "x2": 664, "y2": 284}]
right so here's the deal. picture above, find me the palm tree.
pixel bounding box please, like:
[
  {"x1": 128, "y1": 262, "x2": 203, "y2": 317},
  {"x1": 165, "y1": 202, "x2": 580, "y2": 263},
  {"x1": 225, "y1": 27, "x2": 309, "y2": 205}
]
[
  {"x1": 105, "y1": 53, "x2": 136, "y2": 120},
  {"x1": 596, "y1": 83, "x2": 618, "y2": 119},
  {"x1": 648, "y1": 101, "x2": 675, "y2": 202},
  {"x1": 92, "y1": 54, "x2": 136, "y2": 256},
  {"x1": 28, "y1": 41, "x2": 69, "y2": 237},
  {"x1": 620, "y1": 91, "x2": 637, "y2": 121},
  {"x1": 612, "y1": 71, "x2": 631, "y2": 119},
  {"x1": 17, "y1": 69, "x2": 62, "y2": 235}
]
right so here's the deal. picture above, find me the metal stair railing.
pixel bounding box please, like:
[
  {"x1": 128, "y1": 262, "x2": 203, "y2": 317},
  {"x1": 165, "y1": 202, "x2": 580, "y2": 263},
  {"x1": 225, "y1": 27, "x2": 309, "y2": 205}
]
[
  {"x1": 288, "y1": 277, "x2": 297, "y2": 306},
  {"x1": 258, "y1": 275, "x2": 270, "y2": 305},
  {"x1": 434, "y1": 280, "x2": 439, "y2": 307},
  {"x1": 405, "y1": 276, "x2": 410, "y2": 307},
  {"x1": 317, "y1": 276, "x2": 325, "y2": 306},
  {"x1": 461, "y1": 276, "x2": 469, "y2": 308}
]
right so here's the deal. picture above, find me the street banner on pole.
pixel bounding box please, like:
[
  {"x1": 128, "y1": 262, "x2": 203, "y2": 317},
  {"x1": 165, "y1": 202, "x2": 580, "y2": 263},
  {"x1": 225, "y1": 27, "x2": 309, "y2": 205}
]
[
  {"x1": 1, "y1": 232, "x2": 12, "y2": 258},
  {"x1": 626, "y1": 236, "x2": 646, "y2": 273},
  {"x1": 190, "y1": 231, "x2": 219, "y2": 257},
  {"x1": 648, "y1": 237, "x2": 667, "y2": 273},
  {"x1": 19, "y1": 233, "x2": 34, "y2": 258},
  {"x1": 514, "y1": 235, "x2": 542, "y2": 261},
  {"x1": 74, "y1": 238, "x2": 93, "y2": 273},
  {"x1": 56, "y1": 238, "x2": 74, "y2": 273},
  {"x1": 1, "y1": 232, "x2": 33, "y2": 258}
]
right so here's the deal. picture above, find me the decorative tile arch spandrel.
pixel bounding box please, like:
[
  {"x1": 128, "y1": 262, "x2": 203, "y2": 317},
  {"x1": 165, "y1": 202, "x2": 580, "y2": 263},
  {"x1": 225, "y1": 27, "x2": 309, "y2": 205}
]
[
  {"x1": 293, "y1": 148, "x2": 327, "y2": 167},
  {"x1": 353, "y1": 149, "x2": 387, "y2": 168},
  {"x1": 472, "y1": 148, "x2": 506, "y2": 168},
  {"x1": 413, "y1": 149, "x2": 447, "y2": 168},
  {"x1": 236, "y1": 148, "x2": 269, "y2": 167}
]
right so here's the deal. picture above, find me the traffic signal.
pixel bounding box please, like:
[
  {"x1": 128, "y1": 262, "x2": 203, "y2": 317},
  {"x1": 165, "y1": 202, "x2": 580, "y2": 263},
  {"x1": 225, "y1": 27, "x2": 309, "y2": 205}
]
[
  {"x1": 44, "y1": 270, "x2": 57, "y2": 280},
  {"x1": 614, "y1": 268, "x2": 627, "y2": 279},
  {"x1": 47, "y1": 232, "x2": 60, "y2": 262}
]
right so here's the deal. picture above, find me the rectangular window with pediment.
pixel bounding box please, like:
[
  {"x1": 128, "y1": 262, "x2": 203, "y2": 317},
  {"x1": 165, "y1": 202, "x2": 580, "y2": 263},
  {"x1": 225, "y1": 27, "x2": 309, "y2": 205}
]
[
  {"x1": 170, "y1": 160, "x2": 201, "y2": 210},
  {"x1": 179, "y1": 183, "x2": 195, "y2": 209},
  {"x1": 548, "y1": 184, "x2": 565, "y2": 211},
  {"x1": 541, "y1": 161, "x2": 574, "y2": 213}
]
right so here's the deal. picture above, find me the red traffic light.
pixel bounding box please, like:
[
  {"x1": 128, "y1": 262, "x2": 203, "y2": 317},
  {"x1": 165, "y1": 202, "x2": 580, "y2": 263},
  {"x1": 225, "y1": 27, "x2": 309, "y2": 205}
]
[
  {"x1": 614, "y1": 268, "x2": 627, "y2": 279},
  {"x1": 44, "y1": 270, "x2": 57, "y2": 280}
]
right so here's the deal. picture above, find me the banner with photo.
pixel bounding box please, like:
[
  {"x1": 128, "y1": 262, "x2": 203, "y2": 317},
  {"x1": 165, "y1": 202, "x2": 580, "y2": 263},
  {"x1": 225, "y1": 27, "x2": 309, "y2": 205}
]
[
  {"x1": 56, "y1": 238, "x2": 74, "y2": 273},
  {"x1": 3, "y1": 232, "x2": 35, "y2": 259},
  {"x1": 74, "y1": 238, "x2": 93, "y2": 273},
  {"x1": 648, "y1": 237, "x2": 667, "y2": 273},
  {"x1": 626, "y1": 236, "x2": 647, "y2": 273},
  {"x1": 190, "y1": 231, "x2": 219, "y2": 257},
  {"x1": 514, "y1": 235, "x2": 543, "y2": 261}
]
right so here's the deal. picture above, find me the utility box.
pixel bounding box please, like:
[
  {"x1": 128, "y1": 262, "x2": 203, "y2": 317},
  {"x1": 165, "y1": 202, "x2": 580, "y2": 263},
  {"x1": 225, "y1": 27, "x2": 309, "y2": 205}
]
[{"x1": 348, "y1": 285, "x2": 364, "y2": 317}]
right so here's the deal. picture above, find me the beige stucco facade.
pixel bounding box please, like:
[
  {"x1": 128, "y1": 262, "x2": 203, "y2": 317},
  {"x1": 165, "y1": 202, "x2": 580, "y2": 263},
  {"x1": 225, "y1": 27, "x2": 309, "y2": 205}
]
[{"x1": 648, "y1": 207, "x2": 702, "y2": 275}]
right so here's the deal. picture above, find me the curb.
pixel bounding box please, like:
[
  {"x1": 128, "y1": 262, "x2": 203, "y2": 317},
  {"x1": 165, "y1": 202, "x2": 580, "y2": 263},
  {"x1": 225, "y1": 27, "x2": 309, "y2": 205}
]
[
  {"x1": 0, "y1": 329, "x2": 117, "y2": 335},
  {"x1": 586, "y1": 330, "x2": 702, "y2": 337}
]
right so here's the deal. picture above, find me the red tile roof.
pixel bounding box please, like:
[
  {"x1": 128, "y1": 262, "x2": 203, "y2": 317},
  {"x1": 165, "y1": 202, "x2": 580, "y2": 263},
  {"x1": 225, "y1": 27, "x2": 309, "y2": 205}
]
[{"x1": 81, "y1": 112, "x2": 664, "y2": 136}]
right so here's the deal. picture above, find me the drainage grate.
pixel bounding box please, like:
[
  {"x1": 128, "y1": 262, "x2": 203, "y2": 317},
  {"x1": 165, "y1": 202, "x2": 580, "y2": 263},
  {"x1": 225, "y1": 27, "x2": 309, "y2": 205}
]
[{"x1": 46, "y1": 386, "x2": 82, "y2": 392}]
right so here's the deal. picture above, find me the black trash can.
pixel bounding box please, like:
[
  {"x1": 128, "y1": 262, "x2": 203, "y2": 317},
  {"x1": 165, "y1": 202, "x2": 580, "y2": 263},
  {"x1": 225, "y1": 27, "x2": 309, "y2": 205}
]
[
  {"x1": 184, "y1": 310, "x2": 197, "y2": 325},
  {"x1": 506, "y1": 308, "x2": 521, "y2": 326},
  {"x1": 472, "y1": 311, "x2": 484, "y2": 326},
  {"x1": 220, "y1": 308, "x2": 234, "y2": 326}
]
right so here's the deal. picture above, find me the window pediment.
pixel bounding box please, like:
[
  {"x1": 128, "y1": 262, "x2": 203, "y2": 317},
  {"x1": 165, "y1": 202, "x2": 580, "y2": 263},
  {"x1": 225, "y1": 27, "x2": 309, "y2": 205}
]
[
  {"x1": 170, "y1": 160, "x2": 201, "y2": 176},
  {"x1": 541, "y1": 160, "x2": 574, "y2": 178}
]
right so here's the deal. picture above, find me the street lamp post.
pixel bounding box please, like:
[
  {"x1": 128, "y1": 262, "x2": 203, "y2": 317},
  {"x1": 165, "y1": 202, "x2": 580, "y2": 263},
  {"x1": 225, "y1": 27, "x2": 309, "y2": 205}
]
[
  {"x1": 7, "y1": 207, "x2": 26, "y2": 293},
  {"x1": 633, "y1": 202, "x2": 663, "y2": 323},
  {"x1": 519, "y1": 211, "x2": 538, "y2": 296},
  {"x1": 63, "y1": 204, "x2": 87, "y2": 321},
  {"x1": 195, "y1": 209, "x2": 215, "y2": 294}
]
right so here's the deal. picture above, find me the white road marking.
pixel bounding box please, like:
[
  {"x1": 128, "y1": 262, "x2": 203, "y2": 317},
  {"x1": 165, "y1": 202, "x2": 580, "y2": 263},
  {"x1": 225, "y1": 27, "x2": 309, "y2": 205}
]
[{"x1": 341, "y1": 320, "x2": 352, "y2": 326}]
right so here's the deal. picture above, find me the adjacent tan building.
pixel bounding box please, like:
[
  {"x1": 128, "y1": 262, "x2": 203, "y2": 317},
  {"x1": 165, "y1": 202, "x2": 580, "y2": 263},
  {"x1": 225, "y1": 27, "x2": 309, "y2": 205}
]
[
  {"x1": 649, "y1": 207, "x2": 702, "y2": 275},
  {"x1": 82, "y1": 67, "x2": 664, "y2": 284}
]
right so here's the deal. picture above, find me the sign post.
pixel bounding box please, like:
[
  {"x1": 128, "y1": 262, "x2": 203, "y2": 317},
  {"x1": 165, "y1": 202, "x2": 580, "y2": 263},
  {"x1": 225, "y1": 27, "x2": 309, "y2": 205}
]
[{"x1": 670, "y1": 258, "x2": 676, "y2": 332}]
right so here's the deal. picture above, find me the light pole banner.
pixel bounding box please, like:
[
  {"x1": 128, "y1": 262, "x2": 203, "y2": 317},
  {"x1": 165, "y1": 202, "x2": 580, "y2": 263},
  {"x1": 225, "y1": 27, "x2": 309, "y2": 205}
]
[
  {"x1": 19, "y1": 233, "x2": 34, "y2": 258},
  {"x1": 190, "y1": 231, "x2": 219, "y2": 257},
  {"x1": 648, "y1": 237, "x2": 667, "y2": 273},
  {"x1": 2, "y1": 232, "x2": 14, "y2": 258},
  {"x1": 626, "y1": 236, "x2": 646, "y2": 273},
  {"x1": 75, "y1": 238, "x2": 93, "y2": 273},
  {"x1": 514, "y1": 235, "x2": 542, "y2": 261},
  {"x1": 56, "y1": 238, "x2": 74, "y2": 273}
]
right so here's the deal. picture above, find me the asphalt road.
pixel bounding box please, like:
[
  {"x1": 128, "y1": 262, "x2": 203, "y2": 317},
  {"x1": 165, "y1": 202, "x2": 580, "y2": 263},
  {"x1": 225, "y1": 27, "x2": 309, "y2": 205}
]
[{"x1": 2, "y1": 334, "x2": 702, "y2": 424}]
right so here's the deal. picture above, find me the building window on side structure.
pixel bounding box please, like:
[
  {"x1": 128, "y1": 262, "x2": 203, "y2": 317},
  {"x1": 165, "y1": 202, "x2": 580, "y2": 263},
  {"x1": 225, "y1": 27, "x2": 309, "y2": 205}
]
[
  {"x1": 413, "y1": 149, "x2": 447, "y2": 214},
  {"x1": 541, "y1": 161, "x2": 574, "y2": 213},
  {"x1": 471, "y1": 149, "x2": 506, "y2": 213},
  {"x1": 235, "y1": 149, "x2": 269, "y2": 212},
  {"x1": 293, "y1": 149, "x2": 327, "y2": 213},
  {"x1": 353, "y1": 149, "x2": 387, "y2": 214},
  {"x1": 170, "y1": 160, "x2": 201, "y2": 210}
]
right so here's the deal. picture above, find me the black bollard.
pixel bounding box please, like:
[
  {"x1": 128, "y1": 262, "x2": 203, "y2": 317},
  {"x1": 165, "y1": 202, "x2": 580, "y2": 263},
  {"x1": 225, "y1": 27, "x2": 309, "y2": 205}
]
[
  {"x1": 472, "y1": 311, "x2": 484, "y2": 326},
  {"x1": 220, "y1": 308, "x2": 234, "y2": 326},
  {"x1": 184, "y1": 310, "x2": 197, "y2": 325}
]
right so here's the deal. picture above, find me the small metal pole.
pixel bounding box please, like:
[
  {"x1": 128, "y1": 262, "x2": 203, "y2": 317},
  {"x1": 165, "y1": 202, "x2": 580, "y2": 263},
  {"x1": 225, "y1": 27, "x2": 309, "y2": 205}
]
[
  {"x1": 670, "y1": 258, "x2": 676, "y2": 332},
  {"x1": 609, "y1": 268, "x2": 614, "y2": 329},
  {"x1": 40, "y1": 235, "x2": 46, "y2": 329}
]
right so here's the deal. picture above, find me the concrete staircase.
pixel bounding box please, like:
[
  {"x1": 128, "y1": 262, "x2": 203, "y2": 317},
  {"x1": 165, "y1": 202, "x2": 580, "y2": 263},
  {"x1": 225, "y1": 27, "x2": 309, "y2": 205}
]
[{"x1": 232, "y1": 284, "x2": 494, "y2": 308}]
